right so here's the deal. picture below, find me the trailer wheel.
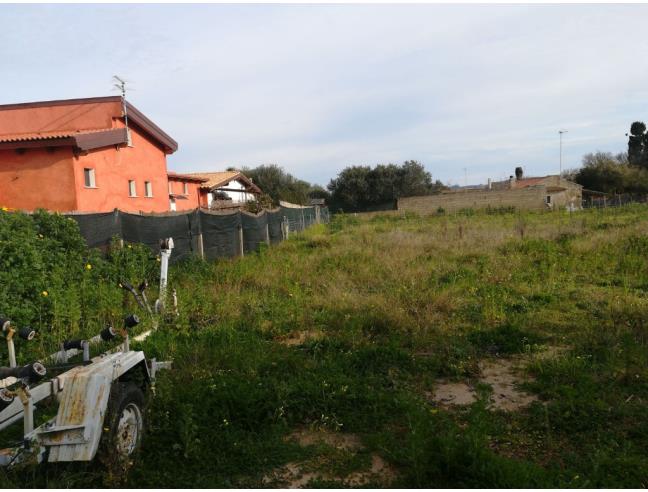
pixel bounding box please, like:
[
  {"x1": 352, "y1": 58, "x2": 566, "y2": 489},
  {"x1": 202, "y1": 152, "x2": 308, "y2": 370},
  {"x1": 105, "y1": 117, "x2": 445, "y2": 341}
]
[{"x1": 100, "y1": 382, "x2": 146, "y2": 465}]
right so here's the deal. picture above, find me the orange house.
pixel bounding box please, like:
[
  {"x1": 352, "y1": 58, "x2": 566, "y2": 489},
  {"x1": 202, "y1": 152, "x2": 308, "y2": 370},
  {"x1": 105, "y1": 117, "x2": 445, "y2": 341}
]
[
  {"x1": 0, "y1": 96, "x2": 201, "y2": 213},
  {"x1": 166, "y1": 172, "x2": 208, "y2": 211}
]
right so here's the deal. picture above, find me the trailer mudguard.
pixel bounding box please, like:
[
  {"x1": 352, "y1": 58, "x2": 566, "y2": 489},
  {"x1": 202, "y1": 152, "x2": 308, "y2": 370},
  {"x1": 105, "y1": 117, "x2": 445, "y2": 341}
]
[{"x1": 40, "y1": 351, "x2": 147, "y2": 462}]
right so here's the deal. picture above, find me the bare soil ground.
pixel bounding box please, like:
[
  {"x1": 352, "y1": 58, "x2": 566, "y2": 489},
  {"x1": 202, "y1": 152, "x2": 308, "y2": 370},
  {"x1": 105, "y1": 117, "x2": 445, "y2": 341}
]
[
  {"x1": 430, "y1": 345, "x2": 567, "y2": 411},
  {"x1": 263, "y1": 428, "x2": 396, "y2": 488}
]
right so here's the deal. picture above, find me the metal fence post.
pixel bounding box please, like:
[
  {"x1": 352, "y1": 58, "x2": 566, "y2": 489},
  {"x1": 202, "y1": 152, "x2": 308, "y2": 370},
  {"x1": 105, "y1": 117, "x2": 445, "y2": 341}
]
[
  {"x1": 197, "y1": 233, "x2": 205, "y2": 259},
  {"x1": 238, "y1": 224, "x2": 244, "y2": 257},
  {"x1": 265, "y1": 223, "x2": 270, "y2": 245}
]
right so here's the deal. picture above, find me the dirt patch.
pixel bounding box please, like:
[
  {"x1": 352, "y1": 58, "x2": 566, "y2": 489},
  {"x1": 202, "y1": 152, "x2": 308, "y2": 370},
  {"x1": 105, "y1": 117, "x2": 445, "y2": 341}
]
[
  {"x1": 429, "y1": 357, "x2": 540, "y2": 412},
  {"x1": 278, "y1": 329, "x2": 323, "y2": 347},
  {"x1": 263, "y1": 428, "x2": 396, "y2": 488},
  {"x1": 478, "y1": 359, "x2": 538, "y2": 411},
  {"x1": 429, "y1": 381, "x2": 477, "y2": 406},
  {"x1": 288, "y1": 428, "x2": 363, "y2": 451}
]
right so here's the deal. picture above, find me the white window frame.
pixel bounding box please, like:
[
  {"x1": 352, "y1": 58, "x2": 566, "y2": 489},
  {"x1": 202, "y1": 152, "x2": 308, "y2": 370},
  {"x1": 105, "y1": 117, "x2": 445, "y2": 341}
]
[
  {"x1": 183, "y1": 182, "x2": 189, "y2": 195},
  {"x1": 168, "y1": 181, "x2": 173, "y2": 194},
  {"x1": 145, "y1": 181, "x2": 153, "y2": 198},
  {"x1": 83, "y1": 168, "x2": 96, "y2": 188},
  {"x1": 128, "y1": 180, "x2": 137, "y2": 197}
]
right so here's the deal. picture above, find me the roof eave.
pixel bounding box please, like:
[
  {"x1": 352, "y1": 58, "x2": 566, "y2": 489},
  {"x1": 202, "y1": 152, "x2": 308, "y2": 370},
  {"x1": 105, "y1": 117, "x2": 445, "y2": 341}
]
[
  {"x1": 0, "y1": 128, "x2": 128, "y2": 152},
  {"x1": 125, "y1": 101, "x2": 178, "y2": 154}
]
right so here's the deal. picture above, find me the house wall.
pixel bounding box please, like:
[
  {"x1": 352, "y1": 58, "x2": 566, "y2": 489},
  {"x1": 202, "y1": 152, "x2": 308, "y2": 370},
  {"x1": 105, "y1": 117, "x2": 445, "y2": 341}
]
[
  {"x1": 168, "y1": 179, "x2": 203, "y2": 211},
  {"x1": 0, "y1": 147, "x2": 77, "y2": 211},
  {"x1": 546, "y1": 182, "x2": 582, "y2": 210},
  {"x1": 218, "y1": 179, "x2": 254, "y2": 203},
  {"x1": 398, "y1": 187, "x2": 547, "y2": 214},
  {"x1": 0, "y1": 99, "x2": 122, "y2": 134},
  {"x1": 73, "y1": 123, "x2": 170, "y2": 213}
]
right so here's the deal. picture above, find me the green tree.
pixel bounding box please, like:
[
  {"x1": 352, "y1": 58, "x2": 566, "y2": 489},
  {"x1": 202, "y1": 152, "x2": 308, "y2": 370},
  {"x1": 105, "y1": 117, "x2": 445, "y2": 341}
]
[
  {"x1": 573, "y1": 151, "x2": 648, "y2": 194},
  {"x1": 627, "y1": 121, "x2": 646, "y2": 168},
  {"x1": 241, "y1": 164, "x2": 324, "y2": 206},
  {"x1": 327, "y1": 166, "x2": 372, "y2": 212},
  {"x1": 327, "y1": 161, "x2": 445, "y2": 212}
]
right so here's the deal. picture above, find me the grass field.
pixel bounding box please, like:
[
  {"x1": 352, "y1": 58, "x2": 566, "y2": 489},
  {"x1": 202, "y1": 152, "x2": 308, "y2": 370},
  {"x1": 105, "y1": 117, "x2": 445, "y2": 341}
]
[{"x1": 2, "y1": 205, "x2": 648, "y2": 488}]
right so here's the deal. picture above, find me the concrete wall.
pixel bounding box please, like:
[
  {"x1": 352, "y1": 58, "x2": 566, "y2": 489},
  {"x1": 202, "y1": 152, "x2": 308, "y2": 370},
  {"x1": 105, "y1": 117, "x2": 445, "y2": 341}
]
[{"x1": 398, "y1": 186, "x2": 547, "y2": 214}]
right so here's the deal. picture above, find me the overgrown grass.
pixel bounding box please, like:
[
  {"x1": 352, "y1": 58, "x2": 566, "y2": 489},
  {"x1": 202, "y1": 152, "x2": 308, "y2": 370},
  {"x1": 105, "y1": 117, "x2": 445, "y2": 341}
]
[{"x1": 2, "y1": 205, "x2": 648, "y2": 487}]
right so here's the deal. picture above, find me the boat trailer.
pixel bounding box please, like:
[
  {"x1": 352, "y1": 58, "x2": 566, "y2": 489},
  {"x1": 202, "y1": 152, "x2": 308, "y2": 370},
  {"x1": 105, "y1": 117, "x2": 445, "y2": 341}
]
[{"x1": 0, "y1": 238, "x2": 176, "y2": 466}]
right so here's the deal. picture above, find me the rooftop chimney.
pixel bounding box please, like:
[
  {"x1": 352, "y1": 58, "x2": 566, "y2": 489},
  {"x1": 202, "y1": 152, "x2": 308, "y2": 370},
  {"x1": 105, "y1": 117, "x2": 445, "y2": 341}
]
[{"x1": 515, "y1": 166, "x2": 524, "y2": 180}]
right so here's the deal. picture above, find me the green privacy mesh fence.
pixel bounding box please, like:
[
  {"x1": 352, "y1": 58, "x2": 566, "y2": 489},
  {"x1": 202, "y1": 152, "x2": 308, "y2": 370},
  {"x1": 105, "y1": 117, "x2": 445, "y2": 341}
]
[{"x1": 68, "y1": 205, "x2": 328, "y2": 263}]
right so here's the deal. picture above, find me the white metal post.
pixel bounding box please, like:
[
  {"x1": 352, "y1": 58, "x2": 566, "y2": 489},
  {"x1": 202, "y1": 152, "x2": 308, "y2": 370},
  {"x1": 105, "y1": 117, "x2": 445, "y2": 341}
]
[
  {"x1": 7, "y1": 338, "x2": 16, "y2": 369},
  {"x1": 158, "y1": 238, "x2": 174, "y2": 313}
]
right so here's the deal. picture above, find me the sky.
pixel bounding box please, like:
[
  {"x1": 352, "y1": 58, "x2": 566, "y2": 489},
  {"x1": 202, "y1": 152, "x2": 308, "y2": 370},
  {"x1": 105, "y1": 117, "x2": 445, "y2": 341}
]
[{"x1": 2, "y1": 3, "x2": 648, "y2": 187}]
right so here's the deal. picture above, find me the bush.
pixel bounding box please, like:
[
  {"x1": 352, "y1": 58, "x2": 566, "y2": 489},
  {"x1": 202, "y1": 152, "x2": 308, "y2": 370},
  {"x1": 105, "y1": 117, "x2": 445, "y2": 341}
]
[{"x1": 0, "y1": 209, "x2": 157, "y2": 351}]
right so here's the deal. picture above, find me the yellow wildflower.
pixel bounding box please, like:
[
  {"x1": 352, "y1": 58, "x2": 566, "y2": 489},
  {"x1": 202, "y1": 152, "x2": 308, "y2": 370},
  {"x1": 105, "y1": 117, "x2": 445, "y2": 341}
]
[
  {"x1": 85, "y1": 263, "x2": 92, "y2": 270},
  {"x1": 42, "y1": 291, "x2": 48, "y2": 297}
]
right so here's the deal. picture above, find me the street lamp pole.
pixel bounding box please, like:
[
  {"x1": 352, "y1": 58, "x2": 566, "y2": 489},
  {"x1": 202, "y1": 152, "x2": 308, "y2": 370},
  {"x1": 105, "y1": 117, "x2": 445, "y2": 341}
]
[{"x1": 559, "y1": 129, "x2": 568, "y2": 176}]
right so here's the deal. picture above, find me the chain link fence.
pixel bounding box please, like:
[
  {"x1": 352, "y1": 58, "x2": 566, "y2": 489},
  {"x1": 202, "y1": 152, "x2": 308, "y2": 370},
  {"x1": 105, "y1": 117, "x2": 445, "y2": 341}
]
[{"x1": 582, "y1": 194, "x2": 648, "y2": 209}]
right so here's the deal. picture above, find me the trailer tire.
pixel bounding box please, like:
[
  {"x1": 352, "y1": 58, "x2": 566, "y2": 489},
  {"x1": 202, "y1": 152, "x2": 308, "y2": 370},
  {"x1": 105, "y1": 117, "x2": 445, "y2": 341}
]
[{"x1": 99, "y1": 382, "x2": 146, "y2": 468}]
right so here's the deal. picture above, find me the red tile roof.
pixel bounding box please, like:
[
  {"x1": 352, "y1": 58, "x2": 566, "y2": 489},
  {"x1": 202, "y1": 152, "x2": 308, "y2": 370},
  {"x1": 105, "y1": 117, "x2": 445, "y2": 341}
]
[
  {"x1": 186, "y1": 171, "x2": 262, "y2": 194},
  {"x1": 167, "y1": 172, "x2": 209, "y2": 183}
]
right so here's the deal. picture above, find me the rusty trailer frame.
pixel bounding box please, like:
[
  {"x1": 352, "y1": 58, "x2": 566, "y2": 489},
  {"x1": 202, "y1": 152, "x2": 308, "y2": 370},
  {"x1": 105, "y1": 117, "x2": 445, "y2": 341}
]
[{"x1": 0, "y1": 238, "x2": 176, "y2": 466}]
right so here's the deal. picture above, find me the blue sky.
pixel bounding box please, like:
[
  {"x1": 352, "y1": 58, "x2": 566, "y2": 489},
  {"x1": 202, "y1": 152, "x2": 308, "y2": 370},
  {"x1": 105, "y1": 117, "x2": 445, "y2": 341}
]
[{"x1": 2, "y1": 4, "x2": 648, "y2": 186}]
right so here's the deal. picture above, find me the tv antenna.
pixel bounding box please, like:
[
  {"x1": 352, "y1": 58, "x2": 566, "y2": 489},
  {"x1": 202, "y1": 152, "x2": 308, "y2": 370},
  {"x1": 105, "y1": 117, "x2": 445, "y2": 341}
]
[{"x1": 112, "y1": 75, "x2": 133, "y2": 146}]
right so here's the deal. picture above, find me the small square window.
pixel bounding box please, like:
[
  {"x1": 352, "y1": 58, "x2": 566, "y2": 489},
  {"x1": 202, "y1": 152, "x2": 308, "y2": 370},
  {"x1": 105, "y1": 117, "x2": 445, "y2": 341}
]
[
  {"x1": 128, "y1": 180, "x2": 137, "y2": 197},
  {"x1": 145, "y1": 181, "x2": 153, "y2": 197},
  {"x1": 84, "y1": 168, "x2": 96, "y2": 188},
  {"x1": 183, "y1": 182, "x2": 189, "y2": 195},
  {"x1": 546, "y1": 195, "x2": 551, "y2": 204}
]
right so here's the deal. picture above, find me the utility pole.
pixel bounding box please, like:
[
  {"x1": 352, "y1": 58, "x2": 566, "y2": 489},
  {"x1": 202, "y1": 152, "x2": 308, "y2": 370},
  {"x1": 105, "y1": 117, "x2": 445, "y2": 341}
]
[{"x1": 559, "y1": 129, "x2": 568, "y2": 176}]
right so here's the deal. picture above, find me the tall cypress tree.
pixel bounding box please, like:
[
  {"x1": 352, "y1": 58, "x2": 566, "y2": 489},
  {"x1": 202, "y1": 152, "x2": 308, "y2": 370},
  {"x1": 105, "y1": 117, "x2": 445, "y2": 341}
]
[{"x1": 628, "y1": 121, "x2": 647, "y2": 168}]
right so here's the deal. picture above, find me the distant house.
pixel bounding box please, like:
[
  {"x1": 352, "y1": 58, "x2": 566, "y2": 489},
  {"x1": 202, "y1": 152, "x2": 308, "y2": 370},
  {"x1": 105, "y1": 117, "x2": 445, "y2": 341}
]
[
  {"x1": 186, "y1": 171, "x2": 262, "y2": 209},
  {"x1": 167, "y1": 172, "x2": 208, "y2": 211},
  {"x1": 398, "y1": 168, "x2": 583, "y2": 214},
  {"x1": 489, "y1": 172, "x2": 582, "y2": 210},
  {"x1": 0, "y1": 96, "x2": 203, "y2": 214}
]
